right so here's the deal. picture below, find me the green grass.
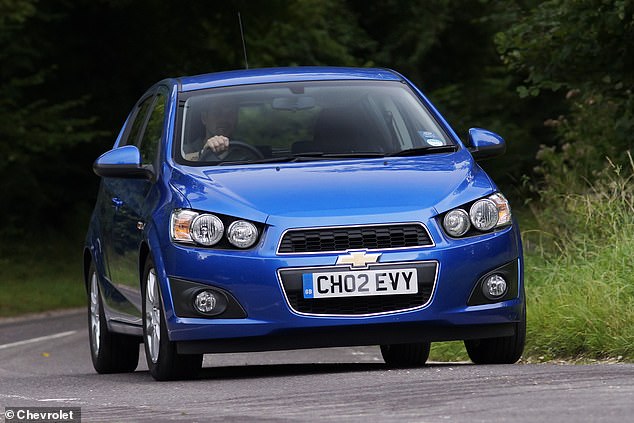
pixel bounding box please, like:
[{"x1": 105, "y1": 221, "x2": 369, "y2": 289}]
[
  {"x1": 519, "y1": 164, "x2": 634, "y2": 361},
  {"x1": 523, "y1": 242, "x2": 634, "y2": 361},
  {"x1": 429, "y1": 341, "x2": 469, "y2": 362},
  {"x1": 0, "y1": 231, "x2": 86, "y2": 317}
]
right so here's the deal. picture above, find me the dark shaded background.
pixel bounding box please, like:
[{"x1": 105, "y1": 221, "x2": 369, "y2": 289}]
[{"x1": 1, "y1": 0, "x2": 631, "y2": 237}]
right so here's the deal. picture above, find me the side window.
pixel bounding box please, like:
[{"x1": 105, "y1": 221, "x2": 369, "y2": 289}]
[
  {"x1": 120, "y1": 96, "x2": 153, "y2": 147},
  {"x1": 138, "y1": 91, "x2": 167, "y2": 166}
]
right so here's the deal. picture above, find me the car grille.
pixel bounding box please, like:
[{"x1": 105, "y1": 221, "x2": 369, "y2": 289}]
[
  {"x1": 278, "y1": 261, "x2": 437, "y2": 316},
  {"x1": 277, "y1": 224, "x2": 433, "y2": 254}
]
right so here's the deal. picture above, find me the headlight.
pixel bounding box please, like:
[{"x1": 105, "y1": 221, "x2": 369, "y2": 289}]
[
  {"x1": 191, "y1": 214, "x2": 224, "y2": 246},
  {"x1": 227, "y1": 220, "x2": 259, "y2": 248},
  {"x1": 441, "y1": 193, "x2": 512, "y2": 238},
  {"x1": 170, "y1": 209, "x2": 261, "y2": 248},
  {"x1": 443, "y1": 209, "x2": 470, "y2": 237},
  {"x1": 469, "y1": 199, "x2": 499, "y2": 231},
  {"x1": 170, "y1": 210, "x2": 224, "y2": 246}
]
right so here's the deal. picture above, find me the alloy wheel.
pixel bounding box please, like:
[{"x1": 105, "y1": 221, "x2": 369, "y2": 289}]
[
  {"x1": 89, "y1": 272, "x2": 100, "y2": 354},
  {"x1": 144, "y1": 268, "x2": 161, "y2": 364}
]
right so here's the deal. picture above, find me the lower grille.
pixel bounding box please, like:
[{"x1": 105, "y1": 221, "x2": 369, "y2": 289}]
[{"x1": 278, "y1": 261, "x2": 437, "y2": 316}]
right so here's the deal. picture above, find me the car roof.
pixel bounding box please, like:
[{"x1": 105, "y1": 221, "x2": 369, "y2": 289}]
[{"x1": 176, "y1": 67, "x2": 403, "y2": 92}]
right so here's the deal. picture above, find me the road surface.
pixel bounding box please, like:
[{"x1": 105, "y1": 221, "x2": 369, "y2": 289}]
[{"x1": 1, "y1": 309, "x2": 633, "y2": 422}]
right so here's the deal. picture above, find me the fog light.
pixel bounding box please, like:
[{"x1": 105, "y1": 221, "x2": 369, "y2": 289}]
[
  {"x1": 483, "y1": 274, "x2": 507, "y2": 300},
  {"x1": 194, "y1": 290, "x2": 217, "y2": 313}
]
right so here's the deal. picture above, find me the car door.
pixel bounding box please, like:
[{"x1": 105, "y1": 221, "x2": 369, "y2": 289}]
[
  {"x1": 100, "y1": 91, "x2": 155, "y2": 318},
  {"x1": 107, "y1": 88, "x2": 168, "y2": 318}
]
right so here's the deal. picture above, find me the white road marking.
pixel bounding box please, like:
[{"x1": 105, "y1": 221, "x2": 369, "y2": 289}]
[
  {"x1": 0, "y1": 394, "x2": 85, "y2": 405},
  {"x1": 0, "y1": 331, "x2": 77, "y2": 350},
  {"x1": 0, "y1": 394, "x2": 37, "y2": 400}
]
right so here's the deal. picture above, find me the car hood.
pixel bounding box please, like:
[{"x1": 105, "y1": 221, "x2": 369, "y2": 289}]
[{"x1": 170, "y1": 151, "x2": 496, "y2": 225}]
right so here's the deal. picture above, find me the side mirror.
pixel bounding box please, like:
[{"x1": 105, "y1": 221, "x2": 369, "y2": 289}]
[
  {"x1": 93, "y1": 145, "x2": 154, "y2": 179},
  {"x1": 467, "y1": 128, "x2": 506, "y2": 160}
]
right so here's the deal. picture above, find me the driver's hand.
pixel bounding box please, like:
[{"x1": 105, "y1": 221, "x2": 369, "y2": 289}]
[{"x1": 203, "y1": 135, "x2": 229, "y2": 154}]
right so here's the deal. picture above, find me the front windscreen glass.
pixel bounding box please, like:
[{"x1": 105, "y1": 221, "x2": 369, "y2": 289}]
[{"x1": 177, "y1": 80, "x2": 453, "y2": 165}]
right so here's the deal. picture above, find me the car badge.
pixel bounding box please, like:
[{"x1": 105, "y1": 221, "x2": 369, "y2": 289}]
[{"x1": 336, "y1": 251, "x2": 382, "y2": 268}]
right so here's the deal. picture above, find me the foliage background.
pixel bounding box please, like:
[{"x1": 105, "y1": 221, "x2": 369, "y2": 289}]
[
  {"x1": 1, "y1": 0, "x2": 632, "y2": 360},
  {"x1": 0, "y1": 0, "x2": 561, "y2": 230}
]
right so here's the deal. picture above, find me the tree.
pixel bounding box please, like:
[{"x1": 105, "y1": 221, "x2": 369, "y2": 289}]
[
  {"x1": 0, "y1": 0, "x2": 98, "y2": 236},
  {"x1": 496, "y1": 0, "x2": 634, "y2": 191}
]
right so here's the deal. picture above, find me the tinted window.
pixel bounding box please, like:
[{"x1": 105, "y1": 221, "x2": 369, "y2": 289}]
[
  {"x1": 122, "y1": 96, "x2": 153, "y2": 147},
  {"x1": 139, "y1": 91, "x2": 167, "y2": 166}
]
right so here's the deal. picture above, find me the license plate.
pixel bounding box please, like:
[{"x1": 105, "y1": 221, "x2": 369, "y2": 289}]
[{"x1": 302, "y1": 268, "x2": 418, "y2": 299}]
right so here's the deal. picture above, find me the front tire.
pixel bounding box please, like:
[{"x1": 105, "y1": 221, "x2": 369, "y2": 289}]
[
  {"x1": 142, "y1": 257, "x2": 202, "y2": 381},
  {"x1": 87, "y1": 262, "x2": 140, "y2": 373},
  {"x1": 464, "y1": 302, "x2": 526, "y2": 364},
  {"x1": 380, "y1": 342, "x2": 431, "y2": 367}
]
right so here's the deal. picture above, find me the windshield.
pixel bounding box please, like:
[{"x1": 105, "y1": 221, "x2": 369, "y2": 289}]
[{"x1": 177, "y1": 80, "x2": 454, "y2": 165}]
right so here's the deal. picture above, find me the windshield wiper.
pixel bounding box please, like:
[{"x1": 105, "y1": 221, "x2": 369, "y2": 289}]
[
  {"x1": 217, "y1": 156, "x2": 302, "y2": 166},
  {"x1": 218, "y1": 153, "x2": 385, "y2": 165},
  {"x1": 292, "y1": 152, "x2": 386, "y2": 159},
  {"x1": 387, "y1": 145, "x2": 458, "y2": 157},
  {"x1": 214, "y1": 147, "x2": 456, "y2": 165}
]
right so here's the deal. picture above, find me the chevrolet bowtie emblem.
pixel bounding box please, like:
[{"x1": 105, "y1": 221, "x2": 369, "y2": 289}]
[{"x1": 336, "y1": 251, "x2": 382, "y2": 268}]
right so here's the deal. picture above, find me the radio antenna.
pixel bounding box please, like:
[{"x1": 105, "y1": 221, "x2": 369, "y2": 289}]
[{"x1": 238, "y1": 12, "x2": 249, "y2": 69}]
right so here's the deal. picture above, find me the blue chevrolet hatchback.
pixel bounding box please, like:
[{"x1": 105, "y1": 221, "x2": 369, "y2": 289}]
[{"x1": 84, "y1": 67, "x2": 525, "y2": 380}]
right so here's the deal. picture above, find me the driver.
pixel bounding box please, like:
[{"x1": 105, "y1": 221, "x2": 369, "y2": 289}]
[{"x1": 184, "y1": 101, "x2": 236, "y2": 161}]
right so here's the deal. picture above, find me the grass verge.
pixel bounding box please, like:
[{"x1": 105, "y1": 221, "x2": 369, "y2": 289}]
[
  {"x1": 0, "y1": 230, "x2": 86, "y2": 318},
  {"x1": 520, "y1": 159, "x2": 634, "y2": 361}
]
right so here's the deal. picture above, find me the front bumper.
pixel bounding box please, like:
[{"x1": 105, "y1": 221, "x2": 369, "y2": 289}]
[{"x1": 158, "y1": 220, "x2": 524, "y2": 352}]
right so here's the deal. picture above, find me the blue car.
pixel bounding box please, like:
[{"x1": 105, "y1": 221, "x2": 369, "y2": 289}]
[{"x1": 84, "y1": 67, "x2": 525, "y2": 380}]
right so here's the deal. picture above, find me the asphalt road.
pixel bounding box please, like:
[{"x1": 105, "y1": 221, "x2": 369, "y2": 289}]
[{"x1": 1, "y1": 309, "x2": 633, "y2": 423}]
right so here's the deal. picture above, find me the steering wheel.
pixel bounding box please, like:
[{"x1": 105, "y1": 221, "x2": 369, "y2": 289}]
[{"x1": 200, "y1": 140, "x2": 264, "y2": 162}]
